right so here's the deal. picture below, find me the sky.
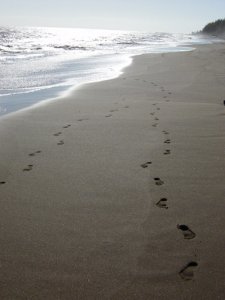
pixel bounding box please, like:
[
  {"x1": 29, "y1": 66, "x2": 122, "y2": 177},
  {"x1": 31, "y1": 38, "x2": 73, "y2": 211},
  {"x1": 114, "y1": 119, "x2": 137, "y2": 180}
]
[{"x1": 1, "y1": 0, "x2": 225, "y2": 33}]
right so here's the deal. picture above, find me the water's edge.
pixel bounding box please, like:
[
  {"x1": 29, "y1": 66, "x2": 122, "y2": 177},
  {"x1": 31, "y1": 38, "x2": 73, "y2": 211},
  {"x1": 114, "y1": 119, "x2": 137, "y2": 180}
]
[{"x1": 0, "y1": 47, "x2": 195, "y2": 121}]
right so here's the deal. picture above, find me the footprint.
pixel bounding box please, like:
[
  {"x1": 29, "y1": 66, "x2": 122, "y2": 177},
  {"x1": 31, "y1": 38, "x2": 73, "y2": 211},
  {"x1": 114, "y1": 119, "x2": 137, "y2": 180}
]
[
  {"x1": 163, "y1": 96, "x2": 167, "y2": 99},
  {"x1": 177, "y1": 224, "x2": 196, "y2": 239},
  {"x1": 168, "y1": 92, "x2": 172, "y2": 95},
  {"x1": 53, "y1": 132, "x2": 62, "y2": 136},
  {"x1": 0, "y1": 181, "x2": 6, "y2": 185},
  {"x1": 105, "y1": 114, "x2": 112, "y2": 118},
  {"x1": 29, "y1": 150, "x2": 42, "y2": 157},
  {"x1": 157, "y1": 108, "x2": 160, "y2": 111},
  {"x1": 154, "y1": 117, "x2": 159, "y2": 121},
  {"x1": 63, "y1": 124, "x2": 71, "y2": 129},
  {"x1": 154, "y1": 177, "x2": 164, "y2": 186},
  {"x1": 152, "y1": 123, "x2": 158, "y2": 127},
  {"x1": 77, "y1": 118, "x2": 88, "y2": 122},
  {"x1": 150, "y1": 112, "x2": 155, "y2": 116},
  {"x1": 164, "y1": 139, "x2": 171, "y2": 144},
  {"x1": 179, "y1": 262, "x2": 198, "y2": 281},
  {"x1": 23, "y1": 164, "x2": 33, "y2": 172},
  {"x1": 164, "y1": 149, "x2": 171, "y2": 155},
  {"x1": 141, "y1": 161, "x2": 152, "y2": 168},
  {"x1": 156, "y1": 198, "x2": 168, "y2": 209},
  {"x1": 57, "y1": 140, "x2": 64, "y2": 145},
  {"x1": 162, "y1": 130, "x2": 169, "y2": 135},
  {"x1": 110, "y1": 109, "x2": 119, "y2": 112},
  {"x1": 124, "y1": 105, "x2": 129, "y2": 109}
]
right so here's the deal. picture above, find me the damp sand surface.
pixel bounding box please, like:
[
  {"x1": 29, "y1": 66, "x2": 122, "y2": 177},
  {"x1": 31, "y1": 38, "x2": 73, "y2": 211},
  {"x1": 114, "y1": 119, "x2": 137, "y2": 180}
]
[{"x1": 0, "y1": 43, "x2": 225, "y2": 299}]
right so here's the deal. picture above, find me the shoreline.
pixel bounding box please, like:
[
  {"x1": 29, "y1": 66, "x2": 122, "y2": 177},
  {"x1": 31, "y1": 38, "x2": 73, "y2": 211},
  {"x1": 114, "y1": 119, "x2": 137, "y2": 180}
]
[
  {"x1": 0, "y1": 43, "x2": 225, "y2": 299},
  {"x1": 0, "y1": 53, "x2": 133, "y2": 119},
  {"x1": 0, "y1": 43, "x2": 199, "y2": 120}
]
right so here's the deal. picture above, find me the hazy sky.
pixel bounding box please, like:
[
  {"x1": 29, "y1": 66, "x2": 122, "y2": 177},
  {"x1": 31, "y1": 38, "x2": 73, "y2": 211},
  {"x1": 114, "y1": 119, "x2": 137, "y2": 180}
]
[{"x1": 1, "y1": 0, "x2": 225, "y2": 33}]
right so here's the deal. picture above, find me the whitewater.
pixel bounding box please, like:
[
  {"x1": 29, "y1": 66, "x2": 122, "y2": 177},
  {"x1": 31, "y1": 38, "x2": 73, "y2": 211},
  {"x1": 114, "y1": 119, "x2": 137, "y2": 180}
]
[{"x1": 0, "y1": 26, "x2": 216, "y2": 116}]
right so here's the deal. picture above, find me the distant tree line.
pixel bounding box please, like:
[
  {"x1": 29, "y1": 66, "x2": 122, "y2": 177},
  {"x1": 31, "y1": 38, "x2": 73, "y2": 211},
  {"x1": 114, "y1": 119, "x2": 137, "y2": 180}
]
[{"x1": 202, "y1": 18, "x2": 225, "y2": 35}]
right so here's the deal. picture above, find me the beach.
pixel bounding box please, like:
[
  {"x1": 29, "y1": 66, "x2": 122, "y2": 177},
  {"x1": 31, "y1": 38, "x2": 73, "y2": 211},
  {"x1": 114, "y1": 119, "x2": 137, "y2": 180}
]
[{"x1": 0, "y1": 43, "x2": 225, "y2": 299}]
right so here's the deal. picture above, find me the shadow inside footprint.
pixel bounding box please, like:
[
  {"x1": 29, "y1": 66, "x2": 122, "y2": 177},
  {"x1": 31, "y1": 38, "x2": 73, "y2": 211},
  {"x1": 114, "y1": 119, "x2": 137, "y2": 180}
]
[
  {"x1": 162, "y1": 130, "x2": 169, "y2": 135},
  {"x1": 57, "y1": 140, "x2": 64, "y2": 145},
  {"x1": 154, "y1": 177, "x2": 164, "y2": 186},
  {"x1": 177, "y1": 224, "x2": 196, "y2": 239},
  {"x1": 164, "y1": 139, "x2": 171, "y2": 144},
  {"x1": 63, "y1": 124, "x2": 71, "y2": 128},
  {"x1": 105, "y1": 114, "x2": 112, "y2": 118},
  {"x1": 77, "y1": 118, "x2": 89, "y2": 122},
  {"x1": 156, "y1": 198, "x2": 168, "y2": 209},
  {"x1": 29, "y1": 150, "x2": 42, "y2": 157},
  {"x1": 23, "y1": 164, "x2": 33, "y2": 172},
  {"x1": 0, "y1": 181, "x2": 6, "y2": 185},
  {"x1": 179, "y1": 262, "x2": 198, "y2": 281},
  {"x1": 53, "y1": 132, "x2": 62, "y2": 136},
  {"x1": 141, "y1": 161, "x2": 152, "y2": 168},
  {"x1": 164, "y1": 149, "x2": 171, "y2": 155}
]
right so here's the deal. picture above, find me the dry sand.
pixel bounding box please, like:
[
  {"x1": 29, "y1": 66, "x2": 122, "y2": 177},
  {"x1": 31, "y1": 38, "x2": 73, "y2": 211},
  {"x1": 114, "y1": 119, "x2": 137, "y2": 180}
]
[{"x1": 0, "y1": 43, "x2": 225, "y2": 299}]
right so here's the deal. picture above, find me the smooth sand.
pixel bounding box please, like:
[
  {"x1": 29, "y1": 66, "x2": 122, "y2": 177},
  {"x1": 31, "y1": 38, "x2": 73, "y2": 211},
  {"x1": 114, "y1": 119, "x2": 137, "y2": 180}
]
[{"x1": 0, "y1": 43, "x2": 225, "y2": 299}]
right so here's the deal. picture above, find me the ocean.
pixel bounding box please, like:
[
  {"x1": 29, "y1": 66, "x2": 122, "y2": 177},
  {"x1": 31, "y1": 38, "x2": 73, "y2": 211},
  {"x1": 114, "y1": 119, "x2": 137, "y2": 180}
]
[{"x1": 0, "y1": 26, "x2": 217, "y2": 116}]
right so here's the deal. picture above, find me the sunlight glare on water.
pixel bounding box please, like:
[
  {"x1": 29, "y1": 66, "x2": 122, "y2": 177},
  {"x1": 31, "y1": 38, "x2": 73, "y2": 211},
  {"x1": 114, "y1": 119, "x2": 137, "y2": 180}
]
[{"x1": 0, "y1": 26, "x2": 218, "y2": 115}]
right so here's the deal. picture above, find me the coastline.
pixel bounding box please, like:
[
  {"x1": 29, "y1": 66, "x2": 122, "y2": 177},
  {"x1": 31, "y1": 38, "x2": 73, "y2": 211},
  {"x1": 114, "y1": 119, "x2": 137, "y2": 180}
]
[
  {"x1": 0, "y1": 53, "x2": 133, "y2": 118},
  {"x1": 0, "y1": 43, "x2": 225, "y2": 299}
]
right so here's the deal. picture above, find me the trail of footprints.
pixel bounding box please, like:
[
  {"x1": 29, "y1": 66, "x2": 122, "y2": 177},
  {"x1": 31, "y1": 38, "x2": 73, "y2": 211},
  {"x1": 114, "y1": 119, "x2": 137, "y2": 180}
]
[
  {"x1": 0, "y1": 121, "x2": 81, "y2": 183},
  {"x1": 1, "y1": 99, "x2": 127, "y2": 184},
  {"x1": 3, "y1": 101, "x2": 125, "y2": 185},
  {"x1": 22, "y1": 124, "x2": 72, "y2": 173},
  {"x1": 0, "y1": 122, "x2": 76, "y2": 190},
  {"x1": 143, "y1": 81, "x2": 198, "y2": 281},
  {"x1": 1, "y1": 79, "x2": 199, "y2": 282}
]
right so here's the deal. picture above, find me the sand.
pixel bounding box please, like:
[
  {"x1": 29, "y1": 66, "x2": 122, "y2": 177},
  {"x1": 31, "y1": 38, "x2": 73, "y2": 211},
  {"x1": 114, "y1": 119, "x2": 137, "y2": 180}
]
[{"x1": 0, "y1": 43, "x2": 225, "y2": 299}]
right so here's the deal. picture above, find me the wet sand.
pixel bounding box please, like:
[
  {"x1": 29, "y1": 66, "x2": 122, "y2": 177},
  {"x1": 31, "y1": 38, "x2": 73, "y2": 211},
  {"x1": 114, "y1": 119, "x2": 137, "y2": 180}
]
[{"x1": 0, "y1": 43, "x2": 225, "y2": 299}]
